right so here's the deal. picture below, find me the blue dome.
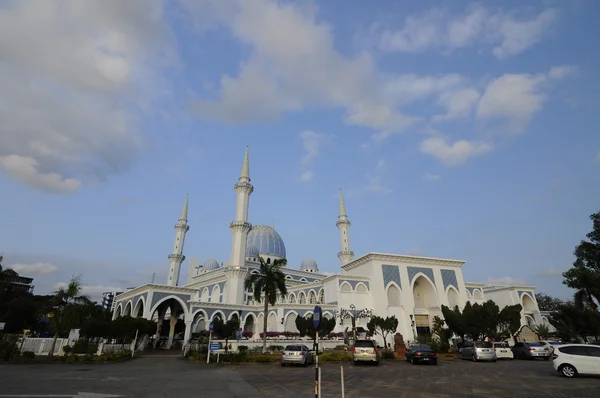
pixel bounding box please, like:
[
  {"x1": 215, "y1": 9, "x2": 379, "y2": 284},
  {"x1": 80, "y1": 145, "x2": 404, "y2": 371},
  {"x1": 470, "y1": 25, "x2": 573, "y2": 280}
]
[
  {"x1": 204, "y1": 259, "x2": 220, "y2": 270},
  {"x1": 300, "y1": 258, "x2": 318, "y2": 271},
  {"x1": 246, "y1": 225, "x2": 286, "y2": 258},
  {"x1": 246, "y1": 245, "x2": 260, "y2": 257}
]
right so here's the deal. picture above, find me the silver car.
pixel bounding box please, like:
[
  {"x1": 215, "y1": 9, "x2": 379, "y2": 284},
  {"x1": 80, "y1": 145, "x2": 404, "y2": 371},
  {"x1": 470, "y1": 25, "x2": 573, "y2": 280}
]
[
  {"x1": 511, "y1": 342, "x2": 550, "y2": 360},
  {"x1": 281, "y1": 344, "x2": 313, "y2": 367},
  {"x1": 353, "y1": 339, "x2": 380, "y2": 365},
  {"x1": 460, "y1": 341, "x2": 497, "y2": 362}
]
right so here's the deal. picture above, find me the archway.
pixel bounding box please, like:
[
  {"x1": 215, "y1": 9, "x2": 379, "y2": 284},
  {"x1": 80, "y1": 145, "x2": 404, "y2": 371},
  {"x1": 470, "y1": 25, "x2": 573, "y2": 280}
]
[
  {"x1": 309, "y1": 290, "x2": 317, "y2": 304},
  {"x1": 412, "y1": 275, "x2": 440, "y2": 336},
  {"x1": 288, "y1": 293, "x2": 296, "y2": 304},
  {"x1": 201, "y1": 288, "x2": 210, "y2": 302},
  {"x1": 150, "y1": 296, "x2": 189, "y2": 350},
  {"x1": 124, "y1": 301, "x2": 133, "y2": 317},
  {"x1": 192, "y1": 310, "x2": 208, "y2": 333},
  {"x1": 447, "y1": 287, "x2": 459, "y2": 309},
  {"x1": 284, "y1": 312, "x2": 299, "y2": 333},
  {"x1": 244, "y1": 314, "x2": 256, "y2": 335},
  {"x1": 133, "y1": 297, "x2": 145, "y2": 318},
  {"x1": 114, "y1": 303, "x2": 123, "y2": 319},
  {"x1": 267, "y1": 312, "x2": 278, "y2": 332},
  {"x1": 211, "y1": 285, "x2": 221, "y2": 303},
  {"x1": 356, "y1": 283, "x2": 368, "y2": 294},
  {"x1": 318, "y1": 289, "x2": 325, "y2": 304},
  {"x1": 522, "y1": 294, "x2": 536, "y2": 313},
  {"x1": 387, "y1": 284, "x2": 401, "y2": 307},
  {"x1": 298, "y1": 292, "x2": 306, "y2": 304}
]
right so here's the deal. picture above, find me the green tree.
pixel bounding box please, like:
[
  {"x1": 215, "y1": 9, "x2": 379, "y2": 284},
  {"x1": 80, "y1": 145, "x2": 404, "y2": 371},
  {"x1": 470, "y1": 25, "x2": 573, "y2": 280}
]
[
  {"x1": 244, "y1": 256, "x2": 288, "y2": 353},
  {"x1": 295, "y1": 314, "x2": 336, "y2": 339},
  {"x1": 212, "y1": 317, "x2": 240, "y2": 352},
  {"x1": 534, "y1": 324, "x2": 551, "y2": 340},
  {"x1": 430, "y1": 316, "x2": 452, "y2": 353},
  {"x1": 493, "y1": 304, "x2": 523, "y2": 341},
  {"x1": 549, "y1": 302, "x2": 600, "y2": 342},
  {"x1": 441, "y1": 305, "x2": 468, "y2": 342},
  {"x1": 535, "y1": 293, "x2": 564, "y2": 312},
  {"x1": 47, "y1": 276, "x2": 91, "y2": 357},
  {"x1": 563, "y1": 211, "x2": 600, "y2": 311},
  {"x1": 366, "y1": 316, "x2": 399, "y2": 349}
]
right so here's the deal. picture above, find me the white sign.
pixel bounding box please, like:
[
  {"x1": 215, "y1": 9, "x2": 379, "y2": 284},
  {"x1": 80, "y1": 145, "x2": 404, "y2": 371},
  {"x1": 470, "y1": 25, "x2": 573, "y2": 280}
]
[{"x1": 0, "y1": 322, "x2": 5, "y2": 331}]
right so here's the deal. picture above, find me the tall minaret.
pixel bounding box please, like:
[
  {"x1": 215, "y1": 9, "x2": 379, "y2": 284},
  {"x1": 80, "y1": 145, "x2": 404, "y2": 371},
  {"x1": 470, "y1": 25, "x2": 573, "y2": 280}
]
[
  {"x1": 337, "y1": 189, "x2": 354, "y2": 266},
  {"x1": 229, "y1": 147, "x2": 253, "y2": 267},
  {"x1": 167, "y1": 195, "x2": 189, "y2": 286}
]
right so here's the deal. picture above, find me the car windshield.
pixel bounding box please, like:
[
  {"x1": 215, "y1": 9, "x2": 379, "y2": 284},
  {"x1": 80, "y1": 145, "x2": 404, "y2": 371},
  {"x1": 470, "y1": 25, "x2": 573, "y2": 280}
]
[
  {"x1": 285, "y1": 345, "x2": 302, "y2": 351},
  {"x1": 355, "y1": 340, "x2": 374, "y2": 347},
  {"x1": 475, "y1": 342, "x2": 493, "y2": 348},
  {"x1": 494, "y1": 343, "x2": 508, "y2": 348},
  {"x1": 525, "y1": 342, "x2": 544, "y2": 347}
]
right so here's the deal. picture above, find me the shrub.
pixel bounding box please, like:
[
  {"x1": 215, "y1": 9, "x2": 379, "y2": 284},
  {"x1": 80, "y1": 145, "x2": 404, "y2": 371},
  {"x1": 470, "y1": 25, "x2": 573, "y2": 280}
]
[
  {"x1": 238, "y1": 345, "x2": 249, "y2": 352},
  {"x1": 334, "y1": 345, "x2": 348, "y2": 350},
  {"x1": 22, "y1": 351, "x2": 35, "y2": 361},
  {"x1": 318, "y1": 350, "x2": 352, "y2": 362},
  {"x1": 0, "y1": 337, "x2": 19, "y2": 361},
  {"x1": 268, "y1": 345, "x2": 284, "y2": 352},
  {"x1": 221, "y1": 351, "x2": 248, "y2": 363},
  {"x1": 72, "y1": 340, "x2": 98, "y2": 354},
  {"x1": 62, "y1": 345, "x2": 72, "y2": 356}
]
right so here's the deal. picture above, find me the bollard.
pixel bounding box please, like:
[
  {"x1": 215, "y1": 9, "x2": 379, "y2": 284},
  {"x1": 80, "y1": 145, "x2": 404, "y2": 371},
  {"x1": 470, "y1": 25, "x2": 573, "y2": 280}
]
[
  {"x1": 341, "y1": 366, "x2": 345, "y2": 398},
  {"x1": 318, "y1": 367, "x2": 322, "y2": 398}
]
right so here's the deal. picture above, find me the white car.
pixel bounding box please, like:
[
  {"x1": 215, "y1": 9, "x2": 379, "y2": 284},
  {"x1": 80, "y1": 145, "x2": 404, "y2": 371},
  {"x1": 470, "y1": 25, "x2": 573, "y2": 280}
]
[
  {"x1": 493, "y1": 342, "x2": 514, "y2": 359},
  {"x1": 552, "y1": 344, "x2": 600, "y2": 378}
]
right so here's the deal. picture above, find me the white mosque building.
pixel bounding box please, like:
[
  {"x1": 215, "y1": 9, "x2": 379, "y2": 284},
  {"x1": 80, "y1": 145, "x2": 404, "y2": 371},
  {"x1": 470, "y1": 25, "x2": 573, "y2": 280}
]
[{"x1": 112, "y1": 148, "x2": 552, "y2": 347}]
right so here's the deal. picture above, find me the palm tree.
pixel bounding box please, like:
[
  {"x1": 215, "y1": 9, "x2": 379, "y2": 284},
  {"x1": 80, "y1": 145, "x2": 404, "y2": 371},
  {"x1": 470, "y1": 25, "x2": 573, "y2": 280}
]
[
  {"x1": 47, "y1": 276, "x2": 91, "y2": 356},
  {"x1": 244, "y1": 256, "x2": 288, "y2": 353},
  {"x1": 533, "y1": 323, "x2": 551, "y2": 340}
]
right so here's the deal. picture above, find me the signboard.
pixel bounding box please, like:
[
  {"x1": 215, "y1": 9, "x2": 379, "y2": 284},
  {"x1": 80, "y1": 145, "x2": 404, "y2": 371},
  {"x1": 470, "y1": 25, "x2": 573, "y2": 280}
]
[
  {"x1": 0, "y1": 322, "x2": 5, "y2": 331},
  {"x1": 209, "y1": 322, "x2": 214, "y2": 331},
  {"x1": 210, "y1": 343, "x2": 221, "y2": 351},
  {"x1": 313, "y1": 305, "x2": 322, "y2": 329},
  {"x1": 236, "y1": 330, "x2": 242, "y2": 342}
]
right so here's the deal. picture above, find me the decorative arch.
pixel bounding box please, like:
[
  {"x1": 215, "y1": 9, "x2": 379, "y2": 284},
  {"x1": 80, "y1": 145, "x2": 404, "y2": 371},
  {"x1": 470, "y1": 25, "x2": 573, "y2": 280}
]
[
  {"x1": 211, "y1": 285, "x2": 221, "y2": 303},
  {"x1": 340, "y1": 282, "x2": 353, "y2": 293},
  {"x1": 300, "y1": 277, "x2": 308, "y2": 282},
  {"x1": 323, "y1": 311, "x2": 333, "y2": 320},
  {"x1": 308, "y1": 290, "x2": 317, "y2": 304},
  {"x1": 284, "y1": 311, "x2": 299, "y2": 333},
  {"x1": 114, "y1": 303, "x2": 123, "y2": 318},
  {"x1": 149, "y1": 294, "x2": 190, "y2": 319},
  {"x1": 211, "y1": 310, "x2": 226, "y2": 321},
  {"x1": 288, "y1": 293, "x2": 296, "y2": 304},
  {"x1": 267, "y1": 312, "x2": 278, "y2": 331},
  {"x1": 356, "y1": 283, "x2": 368, "y2": 294},
  {"x1": 123, "y1": 300, "x2": 133, "y2": 317},
  {"x1": 525, "y1": 314, "x2": 536, "y2": 328},
  {"x1": 522, "y1": 293, "x2": 536, "y2": 312},
  {"x1": 473, "y1": 289, "x2": 483, "y2": 299},
  {"x1": 386, "y1": 283, "x2": 401, "y2": 307},
  {"x1": 251, "y1": 269, "x2": 260, "y2": 275},
  {"x1": 298, "y1": 291, "x2": 306, "y2": 304},
  {"x1": 201, "y1": 287, "x2": 210, "y2": 302},
  {"x1": 191, "y1": 309, "x2": 208, "y2": 332},
  {"x1": 133, "y1": 296, "x2": 146, "y2": 317},
  {"x1": 318, "y1": 289, "x2": 325, "y2": 304},
  {"x1": 244, "y1": 313, "x2": 256, "y2": 334},
  {"x1": 285, "y1": 275, "x2": 293, "y2": 280},
  {"x1": 446, "y1": 286, "x2": 460, "y2": 309},
  {"x1": 412, "y1": 274, "x2": 439, "y2": 310}
]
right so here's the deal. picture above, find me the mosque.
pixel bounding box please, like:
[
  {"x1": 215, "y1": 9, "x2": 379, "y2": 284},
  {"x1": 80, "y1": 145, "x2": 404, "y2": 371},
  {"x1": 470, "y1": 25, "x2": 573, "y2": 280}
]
[{"x1": 112, "y1": 148, "x2": 552, "y2": 348}]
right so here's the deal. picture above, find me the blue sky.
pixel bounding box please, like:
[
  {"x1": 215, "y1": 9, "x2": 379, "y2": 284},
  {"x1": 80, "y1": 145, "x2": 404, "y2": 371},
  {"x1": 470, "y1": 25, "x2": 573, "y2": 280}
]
[{"x1": 0, "y1": 0, "x2": 598, "y2": 301}]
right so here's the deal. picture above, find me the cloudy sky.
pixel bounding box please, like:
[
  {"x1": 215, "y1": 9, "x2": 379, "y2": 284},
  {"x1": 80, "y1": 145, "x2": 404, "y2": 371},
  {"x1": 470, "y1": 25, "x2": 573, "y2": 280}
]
[{"x1": 1, "y1": 0, "x2": 599, "y2": 301}]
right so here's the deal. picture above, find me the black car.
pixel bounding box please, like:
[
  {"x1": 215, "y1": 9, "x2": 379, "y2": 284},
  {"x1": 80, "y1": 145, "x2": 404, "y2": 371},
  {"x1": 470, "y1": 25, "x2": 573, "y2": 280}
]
[{"x1": 406, "y1": 344, "x2": 437, "y2": 365}]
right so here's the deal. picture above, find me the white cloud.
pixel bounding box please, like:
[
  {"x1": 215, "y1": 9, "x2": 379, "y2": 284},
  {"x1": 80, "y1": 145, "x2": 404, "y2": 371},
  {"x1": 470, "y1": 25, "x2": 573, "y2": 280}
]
[
  {"x1": 365, "y1": 159, "x2": 391, "y2": 194},
  {"x1": 476, "y1": 67, "x2": 575, "y2": 132},
  {"x1": 300, "y1": 171, "x2": 314, "y2": 182},
  {"x1": 7, "y1": 262, "x2": 58, "y2": 276},
  {"x1": 379, "y1": 5, "x2": 555, "y2": 59},
  {"x1": 420, "y1": 136, "x2": 493, "y2": 166},
  {"x1": 0, "y1": 0, "x2": 173, "y2": 193},
  {"x1": 185, "y1": 0, "x2": 412, "y2": 136},
  {"x1": 486, "y1": 276, "x2": 527, "y2": 286},
  {"x1": 424, "y1": 172, "x2": 441, "y2": 181},
  {"x1": 434, "y1": 88, "x2": 481, "y2": 121}
]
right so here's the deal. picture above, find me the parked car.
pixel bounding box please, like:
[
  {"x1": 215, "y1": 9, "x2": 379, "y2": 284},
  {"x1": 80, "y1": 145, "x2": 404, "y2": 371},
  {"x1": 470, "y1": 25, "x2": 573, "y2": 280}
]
[
  {"x1": 493, "y1": 342, "x2": 514, "y2": 360},
  {"x1": 540, "y1": 340, "x2": 565, "y2": 353},
  {"x1": 459, "y1": 341, "x2": 497, "y2": 362},
  {"x1": 511, "y1": 342, "x2": 550, "y2": 360},
  {"x1": 405, "y1": 344, "x2": 437, "y2": 365},
  {"x1": 352, "y1": 339, "x2": 379, "y2": 365},
  {"x1": 281, "y1": 344, "x2": 313, "y2": 367},
  {"x1": 552, "y1": 344, "x2": 600, "y2": 378}
]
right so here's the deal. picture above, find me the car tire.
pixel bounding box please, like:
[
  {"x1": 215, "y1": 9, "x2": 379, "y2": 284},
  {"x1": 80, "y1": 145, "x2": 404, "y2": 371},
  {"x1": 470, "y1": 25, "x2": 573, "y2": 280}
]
[
  {"x1": 559, "y1": 364, "x2": 578, "y2": 378},
  {"x1": 410, "y1": 357, "x2": 416, "y2": 365},
  {"x1": 281, "y1": 363, "x2": 285, "y2": 367},
  {"x1": 472, "y1": 355, "x2": 477, "y2": 362},
  {"x1": 433, "y1": 360, "x2": 437, "y2": 365},
  {"x1": 375, "y1": 361, "x2": 379, "y2": 366}
]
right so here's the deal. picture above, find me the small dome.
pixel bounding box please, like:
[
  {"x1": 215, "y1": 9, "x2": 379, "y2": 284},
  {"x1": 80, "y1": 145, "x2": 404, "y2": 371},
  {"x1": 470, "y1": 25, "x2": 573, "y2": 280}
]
[
  {"x1": 246, "y1": 225, "x2": 286, "y2": 258},
  {"x1": 246, "y1": 245, "x2": 260, "y2": 257},
  {"x1": 300, "y1": 258, "x2": 318, "y2": 271},
  {"x1": 204, "y1": 259, "x2": 220, "y2": 270}
]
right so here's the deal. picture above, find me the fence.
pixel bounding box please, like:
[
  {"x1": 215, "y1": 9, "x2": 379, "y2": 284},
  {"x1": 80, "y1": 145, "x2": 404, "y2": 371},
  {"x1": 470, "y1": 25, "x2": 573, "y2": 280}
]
[
  {"x1": 190, "y1": 338, "x2": 345, "y2": 352},
  {"x1": 19, "y1": 337, "x2": 68, "y2": 356}
]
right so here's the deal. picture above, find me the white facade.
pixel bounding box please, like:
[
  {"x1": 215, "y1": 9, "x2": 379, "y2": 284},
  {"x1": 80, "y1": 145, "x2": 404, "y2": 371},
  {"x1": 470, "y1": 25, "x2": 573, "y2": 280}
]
[{"x1": 112, "y1": 148, "x2": 546, "y2": 348}]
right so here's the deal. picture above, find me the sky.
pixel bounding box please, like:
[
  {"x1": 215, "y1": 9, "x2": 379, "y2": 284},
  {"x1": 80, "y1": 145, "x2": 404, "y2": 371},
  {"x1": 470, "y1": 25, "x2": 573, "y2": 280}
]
[{"x1": 1, "y1": 0, "x2": 599, "y2": 302}]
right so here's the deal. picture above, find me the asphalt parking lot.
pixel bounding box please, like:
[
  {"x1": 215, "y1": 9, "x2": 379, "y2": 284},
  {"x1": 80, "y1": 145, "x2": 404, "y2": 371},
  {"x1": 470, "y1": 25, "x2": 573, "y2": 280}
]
[{"x1": 0, "y1": 357, "x2": 598, "y2": 398}]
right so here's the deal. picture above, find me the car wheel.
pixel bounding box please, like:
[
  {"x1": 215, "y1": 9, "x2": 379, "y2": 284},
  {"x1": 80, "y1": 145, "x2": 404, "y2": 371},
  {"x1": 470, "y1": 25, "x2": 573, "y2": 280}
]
[
  {"x1": 410, "y1": 357, "x2": 416, "y2": 365},
  {"x1": 375, "y1": 361, "x2": 379, "y2": 366},
  {"x1": 406, "y1": 356, "x2": 410, "y2": 362},
  {"x1": 559, "y1": 364, "x2": 578, "y2": 378},
  {"x1": 281, "y1": 363, "x2": 285, "y2": 367},
  {"x1": 472, "y1": 355, "x2": 477, "y2": 362}
]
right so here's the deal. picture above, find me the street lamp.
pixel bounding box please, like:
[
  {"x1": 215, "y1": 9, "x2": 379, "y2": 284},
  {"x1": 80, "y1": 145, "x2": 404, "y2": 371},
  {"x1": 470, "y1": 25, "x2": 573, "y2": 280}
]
[{"x1": 336, "y1": 305, "x2": 374, "y2": 344}]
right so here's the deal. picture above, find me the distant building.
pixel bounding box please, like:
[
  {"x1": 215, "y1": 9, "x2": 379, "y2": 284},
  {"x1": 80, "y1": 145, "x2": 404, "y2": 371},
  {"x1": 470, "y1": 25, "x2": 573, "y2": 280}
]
[
  {"x1": 101, "y1": 291, "x2": 123, "y2": 311},
  {"x1": 6, "y1": 274, "x2": 34, "y2": 294}
]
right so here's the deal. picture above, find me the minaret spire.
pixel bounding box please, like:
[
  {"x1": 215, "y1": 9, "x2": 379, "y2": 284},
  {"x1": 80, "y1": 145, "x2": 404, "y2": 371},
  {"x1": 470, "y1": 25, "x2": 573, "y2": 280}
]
[
  {"x1": 167, "y1": 195, "x2": 190, "y2": 286},
  {"x1": 230, "y1": 147, "x2": 253, "y2": 268},
  {"x1": 336, "y1": 189, "x2": 354, "y2": 266}
]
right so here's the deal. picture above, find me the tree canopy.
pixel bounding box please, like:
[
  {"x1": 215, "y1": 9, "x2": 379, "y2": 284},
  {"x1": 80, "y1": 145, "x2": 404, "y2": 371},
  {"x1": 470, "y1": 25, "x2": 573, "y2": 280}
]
[
  {"x1": 563, "y1": 211, "x2": 600, "y2": 311},
  {"x1": 441, "y1": 300, "x2": 522, "y2": 342},
  {"x1": 366, "y1": 316, "x2": 398, "y2": 348},
  {"x1": 535, "y1": 293, "x2": 564, "y2": 312},
  {"x1": 295, "y1": 314, "x2": 336, "y2": 339}
]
